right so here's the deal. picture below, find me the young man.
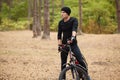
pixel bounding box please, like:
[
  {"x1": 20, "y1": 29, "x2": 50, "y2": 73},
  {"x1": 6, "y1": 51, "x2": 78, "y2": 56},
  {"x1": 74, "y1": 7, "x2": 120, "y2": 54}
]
[{"x1": 57, "y1": 6, "x2": 91, "y2": 80}]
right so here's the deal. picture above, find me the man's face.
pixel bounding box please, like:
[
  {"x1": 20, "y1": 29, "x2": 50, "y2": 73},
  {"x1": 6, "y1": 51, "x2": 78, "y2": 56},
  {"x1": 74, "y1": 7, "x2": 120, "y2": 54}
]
[{"x1": 61, "y1": 11, "x2": 69, "y2": 19}]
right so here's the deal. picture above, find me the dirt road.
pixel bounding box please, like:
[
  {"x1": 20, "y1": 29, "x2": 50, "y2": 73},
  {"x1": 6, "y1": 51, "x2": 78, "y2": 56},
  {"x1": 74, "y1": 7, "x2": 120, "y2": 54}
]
[{"x1": 0, "y1": 30, "x2": 120, "y2": 80}]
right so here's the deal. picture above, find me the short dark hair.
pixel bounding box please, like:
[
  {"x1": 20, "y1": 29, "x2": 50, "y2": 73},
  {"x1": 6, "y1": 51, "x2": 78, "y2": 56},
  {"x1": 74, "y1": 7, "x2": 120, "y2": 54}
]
[{"x1": 61, "y1": 7, "x2": 71, "y2": 15}]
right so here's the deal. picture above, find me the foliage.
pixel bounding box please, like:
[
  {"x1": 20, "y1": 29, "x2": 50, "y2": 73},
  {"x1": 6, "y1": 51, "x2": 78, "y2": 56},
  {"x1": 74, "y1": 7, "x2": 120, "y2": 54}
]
[
  {"x1": 0, "y1": 18, "x2": 28, "y2": 31},
  {"x1": 0, "y1": 0, "x2": 118, "y2": 34},
  {"x1": 0, "y1": 0, "x2": 28, "y2": 31},
  {"x1": 11, "y1": 1, "x2": 28, "y2": 21},
  {"x1": 0, "y1": 3, "x2": 10, "y2": 18},
  {"x1": 82, "y1": 0, "x2": 117, "y2": 33},
  {"x1": 0, "y1": 1, "x2": 28, "y2": 21}
]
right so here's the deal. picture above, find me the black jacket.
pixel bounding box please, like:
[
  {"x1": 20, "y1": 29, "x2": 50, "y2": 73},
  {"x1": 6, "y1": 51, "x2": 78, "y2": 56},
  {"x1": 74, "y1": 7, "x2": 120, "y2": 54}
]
[{"x1": 57, "y1": 17, "x2": 78, "y2": 45}]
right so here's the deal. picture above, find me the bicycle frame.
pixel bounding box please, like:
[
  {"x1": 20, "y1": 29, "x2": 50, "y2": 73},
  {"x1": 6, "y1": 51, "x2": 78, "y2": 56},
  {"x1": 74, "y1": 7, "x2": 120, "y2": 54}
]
[
  {"x1": 61, "y1": 44, "x2": 88, "y2": 71},
  {"x1": 67, "y1": 45, "x2": 77, "y2": 65},
  {"x1": 60, "y1": 44, "x2": 79, "y2": 68}
]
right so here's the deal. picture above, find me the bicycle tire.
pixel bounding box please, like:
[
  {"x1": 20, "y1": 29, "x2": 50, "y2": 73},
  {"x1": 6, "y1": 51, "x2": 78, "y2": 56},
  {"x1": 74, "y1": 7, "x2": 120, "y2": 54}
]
[
  {"x1": 59, "y1": 65, "x2": 89, "y2": 80},
  {"x1": 76, "y1": 65, "x2": 89, "y2": 80}
]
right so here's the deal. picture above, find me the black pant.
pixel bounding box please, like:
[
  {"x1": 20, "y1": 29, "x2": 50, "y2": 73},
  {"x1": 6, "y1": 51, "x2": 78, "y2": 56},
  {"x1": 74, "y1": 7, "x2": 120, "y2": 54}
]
[{"x1": 60, "y1": 44, "x2": 87, "y2": 71}]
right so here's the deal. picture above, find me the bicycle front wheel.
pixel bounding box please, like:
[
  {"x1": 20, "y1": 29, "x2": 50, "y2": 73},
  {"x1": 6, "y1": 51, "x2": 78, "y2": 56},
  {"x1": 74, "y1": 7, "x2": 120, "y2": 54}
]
[{"x1": 59, "y1": 65, "x2": 89, "y2": 80}]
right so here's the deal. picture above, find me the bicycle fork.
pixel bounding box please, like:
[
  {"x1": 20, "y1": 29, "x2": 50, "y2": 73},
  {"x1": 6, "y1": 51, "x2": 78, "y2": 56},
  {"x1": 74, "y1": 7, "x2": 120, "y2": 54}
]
[{"x1": 71, "y1": 67, "x2": 80, "y2": 80}]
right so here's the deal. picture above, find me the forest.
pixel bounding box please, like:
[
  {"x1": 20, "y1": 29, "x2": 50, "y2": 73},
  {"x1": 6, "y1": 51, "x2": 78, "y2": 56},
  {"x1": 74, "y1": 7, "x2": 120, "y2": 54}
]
[
  {"x1": 0, "y1": 0, "x2": 120, "y2": 80},
  {"x1": 0, "y1": 0, "x2": 120, "y2": 35}
]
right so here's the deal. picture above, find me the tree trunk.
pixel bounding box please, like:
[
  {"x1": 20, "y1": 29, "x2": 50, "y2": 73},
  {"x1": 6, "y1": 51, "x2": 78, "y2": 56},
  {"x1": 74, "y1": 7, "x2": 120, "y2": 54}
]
[
  {"x1": 42, "y1": 0, "x2": 50, "y2": 39},
  {"x1": 61, "y1": 0, "x2": 64, "y2": 8},
  {"x1": 36, "y1": 0, "x2": 41, "y2": 36},
  {"x1": 32, "y1": 0, "x2": 41, "y2": 38},
  {"x1": 32, "y1": 0, "x2": 37, "y2": 37},
  {"x1": 78, "y1": 0, "x2": 83, "y2": 35},
  {"x1": 0, "y1": 0, "x2": 2, "y2": 24},
  {"x1": 39, "y1": 0, "x2": 42, "y2": 30},
  {"x1": 0, "y1": 0, "x2": 2, "y2": 11},
  {"x1": 2, "y1": 0, "x2": 12, "y2": 7},
  {"x1": 28, "y1": 0, "x2": 31, "y2": 29},
  {"x1": 29, "y1": 0, "x2": 34, "y2": 17},
  {"x1": 51, "y1": 0, "x2": 54, "y2": 25},
  {"x1": 115, "y1": 0, "x2": 120, "y2": 33},
  {"x1": 5, "y1": 0, "x2": 12, "y2": 7}
]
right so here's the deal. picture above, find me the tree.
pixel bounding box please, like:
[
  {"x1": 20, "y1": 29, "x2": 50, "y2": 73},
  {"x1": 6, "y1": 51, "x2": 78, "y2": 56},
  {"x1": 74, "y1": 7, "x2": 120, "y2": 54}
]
[
  {"x1": 115, "y1": 0, "x2": 120, "y2": 33},
  {"x1": 39, "y1": 0, "x2": 42, "y2": 30},
  {"x1": 42, "y1": 0, "x2": 50, "y2": 39},
  {"x1": 28, "y1": 0, "x2": 32, "y2": 29},
  {"x1": 32, "y1": 0, "x2": 41, "y2": 38},
  {"x1": 61, "y1": 0, "x2": 64, "y2": 8},
  {"x1": 0, "y1": 0, "x2": 2, "y2": 24},
  {"x1": 3, "y1": 0, "x2": 12, "y2": 7},
  {"x1": 78, "y1": 0, "x2": 83, "y2": 35},
  {"x1": 0, "y1": 0, "x2": 13, "y2": 24},
  {"x1": 51, "y1": 0, "x2": 55, "y2": 24}
]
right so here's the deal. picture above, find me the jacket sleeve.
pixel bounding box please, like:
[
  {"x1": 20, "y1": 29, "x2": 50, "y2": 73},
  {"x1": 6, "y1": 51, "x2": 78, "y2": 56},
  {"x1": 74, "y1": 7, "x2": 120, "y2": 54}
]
[
  {"x1": 72, "y1": 18, "x2": 78, "y2": 32},
  {"x1": 57, "y1": 21, "x2": 62, "y2": 40}
]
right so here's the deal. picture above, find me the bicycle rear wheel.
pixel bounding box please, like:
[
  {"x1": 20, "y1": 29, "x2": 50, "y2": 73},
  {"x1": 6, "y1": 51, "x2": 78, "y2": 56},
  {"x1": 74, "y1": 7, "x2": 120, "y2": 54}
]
[{"x1": 59, "y1": 65, "x2": 89, "y2": 80}]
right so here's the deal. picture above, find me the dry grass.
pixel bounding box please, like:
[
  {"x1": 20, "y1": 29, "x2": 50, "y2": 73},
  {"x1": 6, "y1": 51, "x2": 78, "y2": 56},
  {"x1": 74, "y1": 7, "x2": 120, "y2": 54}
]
[{"x1": 0, "y1": 30, "x2": 120, "y2": 80}]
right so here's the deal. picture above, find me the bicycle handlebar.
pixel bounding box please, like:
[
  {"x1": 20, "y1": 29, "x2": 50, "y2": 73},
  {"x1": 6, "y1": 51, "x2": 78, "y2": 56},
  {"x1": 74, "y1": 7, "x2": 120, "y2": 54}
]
[{"x1": 58, "y1": 43, "x2": 71, "y2": 52}]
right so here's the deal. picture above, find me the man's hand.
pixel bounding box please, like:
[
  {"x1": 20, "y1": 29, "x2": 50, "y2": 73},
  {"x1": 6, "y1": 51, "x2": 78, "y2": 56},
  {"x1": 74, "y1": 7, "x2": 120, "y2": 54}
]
[
  {"x1": 71, "y1": 36, "x2": 75, "y2": 41},
  {"x1": 58, "y1": 45, "x2": 62, "y2": 52},
  {"x1": 58, "y1": 44, "x2": 66, "y2": 52},
  {"x1": 67, "y1": 36, "x2": 75, "y2": 44},
  {"x1": 58, "y1": 44, "x2": 64, "y2": 52}
]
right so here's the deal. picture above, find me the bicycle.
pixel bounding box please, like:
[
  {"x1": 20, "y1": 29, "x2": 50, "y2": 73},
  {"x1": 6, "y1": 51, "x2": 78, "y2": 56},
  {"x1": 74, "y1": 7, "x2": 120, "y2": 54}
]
[{"x1": 58, "y1": 43, "x2": 90, "y2": 80}]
